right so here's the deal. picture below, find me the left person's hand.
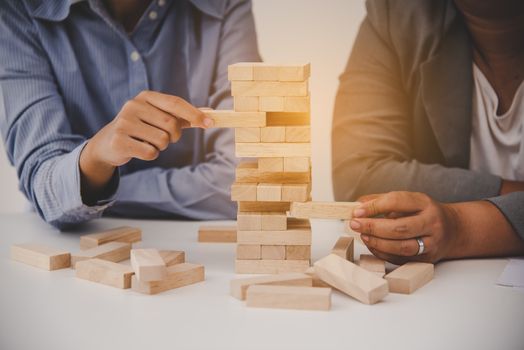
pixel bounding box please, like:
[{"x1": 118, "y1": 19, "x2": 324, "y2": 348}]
[{"x1": 349, "y1": 191, "x2": 459, "y2": 264}]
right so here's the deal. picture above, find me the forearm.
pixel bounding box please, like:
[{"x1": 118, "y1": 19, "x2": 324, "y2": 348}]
[{"x1": 446, "y1": 200, "x2": 524, "y2": 259}]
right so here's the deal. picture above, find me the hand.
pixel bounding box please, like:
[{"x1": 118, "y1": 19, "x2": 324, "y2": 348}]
[{"x1": 349, "y1": 191, "x2": 459, "y2": 264}]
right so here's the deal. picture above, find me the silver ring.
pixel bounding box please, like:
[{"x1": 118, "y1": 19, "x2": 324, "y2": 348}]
[{"x1": 416, "y1": 237, "x2": 425, "y2": 255}]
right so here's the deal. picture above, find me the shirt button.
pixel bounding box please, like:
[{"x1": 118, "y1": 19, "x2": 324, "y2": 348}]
[
  {"x1": 149, "y1": 11, "x2": 158, "y2": 20},
  {"x1": 130, "y1": 51, "x2": 140, "y2": 62},
  {"x1": 158, "y1": 0, "x2": 166, "y2": 6}
]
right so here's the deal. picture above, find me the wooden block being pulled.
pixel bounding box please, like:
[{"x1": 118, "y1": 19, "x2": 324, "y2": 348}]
[
  {"x1": 359, "y1": 254, "x2": 386, "y2": 277},
  {"x1": 237, "y1": 228, "x2": 311, "y2": 246},
  {"x1": 71, "y1": 242, "x2": 131, "y2": 268},
  {"x1": 231, "y1": 183, "x2": 257, "y2": 201},
  {"x1": 257, "y1": 183, "x2": 282, "y2": 202},
  {"x1": 261, "y1": 245, "x2": 286, "y2": 260},
  {"x1": 314, "y1": 254, "x2": 388, "y2": 305},
  {"x1": 234, "y1": 96, "x2": 259, "y2": 111},
  {"x1": 238, "y1": 201, "x2": 291, "y2": 213},
  {"x1": 332, "y1": 236, "x2": 354, "y2": 262},
  {"x1": 266, "y1": 112, "x2": 310, "y2": 126},
  {"x1": 236, "y1": 259, "x2": 310, "y2": 274},
  {"x1": 130, "y1": 249, "x2": 167, "y2": 282},
  {"x1": 258, "y1": 157, "x2": 284, "y2": 172},
  {"x1": 260, "y1": 126, "x2": 286, "y2": 142},
  {"x1": 231, "y1": 81, "x2": 308, "y2": 97},
  {"x1": 231, "y1": 272, "x2": 312, "y2": 300},
  {"x1": 385, "y1": 262, "x2": 434, "y2": 294},
  {"x1": 284, "y1": 157, "x2": 310, "y2": 172},
  {"x1": 131, "y1": 263, "x2": 205, "y2": 295},
  {"x1": 246, "y1": 285, "x2": 331, "y2": 311},
  {"x1": 286, "y1": 245, "x2": 311, "y2": 260},
  {"x1": 228, "y1": 62, "x2": 254, "y2": 81},
  {"x1": 11, "y1": 244, "x2": 70, "y2": 271},
  {"x1": 200, "y1": 109, "x2": 266, "y2": 127},
  {"x1": 236, "y1": 161, "x2": 310, "y2": 184},
  {"x1": 285, "y1": 126, "x2": 310, "y2": 142},
  {"x1": 236, "y1": 244, "x2": 261, "y2": 260},
  {"x1": 281, "y1": 184, "x2": 309, "y2": 202},
  {"x1": 289, "y1": 201, "x2": 360, "y2": 220},
  {"x1": 198, "y1": 226, "x2": 237, "y2": 243},
  {"x1": 75, "y1": 258, "x2": 134, "y2": 289},
  {"x1": 159, "y1": 250, "x2": 185, "y2": 266},
  {"x1": 80, "y1": 226, "x2": 141, "y2": 250},
  {"x1": 236, "y1": 143, "x2": 311, "y2": 158},
  {"x1": 235, "y1": 127, "x2": 260, "y2": 142}
]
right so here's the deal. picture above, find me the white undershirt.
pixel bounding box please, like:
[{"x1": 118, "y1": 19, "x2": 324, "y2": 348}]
[{"x1": 469, "y1": 64, "x2": 524, "y2": 181}]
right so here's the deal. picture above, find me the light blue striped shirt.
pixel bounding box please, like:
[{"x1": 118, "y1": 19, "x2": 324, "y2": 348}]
[{"x1": 0, "y1": 0, "x2": 260, "y2": 228}]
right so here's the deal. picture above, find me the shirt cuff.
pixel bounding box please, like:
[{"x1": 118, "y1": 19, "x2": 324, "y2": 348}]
[{"x1": 485, "y1": 192, "x2": 524, "y2": 240}]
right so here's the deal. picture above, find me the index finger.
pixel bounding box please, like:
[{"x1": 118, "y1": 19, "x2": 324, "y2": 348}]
[
  {"x1": 353, "y1": 191, "x2": 428, "y2": 218},
  {"x1": 136, "y1": 91, "x2": 213, "y2": 128}
]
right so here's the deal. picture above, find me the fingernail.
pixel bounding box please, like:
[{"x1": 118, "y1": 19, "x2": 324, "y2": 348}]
[
  {"x1": 203, "y1": 118, "x2": 214, "y2": 128},
  {"x1": 349, "y1": 220, "x2": 361, "y2": 230},
  {"x1": 353, "y1": 208, "x2": 366, "y2": 218},
  {"x1": 361, "y1": 234, "x2": 369, "y2": 242}
]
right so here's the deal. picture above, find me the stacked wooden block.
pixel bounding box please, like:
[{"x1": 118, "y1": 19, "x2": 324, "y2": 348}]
[{"x1": 216, "y1": 62, "x2": 312, "y2": 274}]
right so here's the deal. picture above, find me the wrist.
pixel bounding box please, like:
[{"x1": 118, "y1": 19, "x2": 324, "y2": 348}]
[
  {"x1": 79, "y1": 140, "x2": 116, "y2": 192},
  {"x1": 442, "y1": 203, "x2": 468, "y2": 259}
]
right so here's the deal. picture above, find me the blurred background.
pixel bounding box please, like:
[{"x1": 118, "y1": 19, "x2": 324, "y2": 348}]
[{"x1": 0, "y1": 0, "x2": 366, "y2": 214}]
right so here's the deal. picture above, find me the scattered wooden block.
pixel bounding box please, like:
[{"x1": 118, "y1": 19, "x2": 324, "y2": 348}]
[
  {"x1": 79, "y1": 226, "x2": 141, "y2": 250},
  {"x1": 314, "y1": 254, "x2": 388, "y2": 305},
  {"x1": 231, "y1": 81, "x2": 308, "y2": 97},
  {"x1": 236, "y1": 244, "x2": 261, "y2": 260},
  {"x1": 385, "y1": 262, "x2": 434, "y2": 294},
  {"x1": 260, "y1": 126, "x2": 286, "y2": 142},
  {"x1": 289, "y1": 201, "x2": 361, "y2": 220},
  {"x1": 200, "y1": 109, "x2": 266, "y2": 127},
  {"x1": 284, "y1": 96, "x2": 310, "y2": 112},
  {"x1": 230, "y1": 272, "x2": 312, "y2": 300},
  {"x1": 237, "y1": 228, "x2": 311, "y2": 246},
  {"x1": 258, "y1": 157, "x2": 284, "y2": 172},
  {"x1": 236, "y1": 259, "x2": 310, "y2": 274},
  {"x1": 11, "y1": 244, "x2": 70, "y2": 270},
  {"x1": 284, "y1": 157, "x2": 310, "y2": 172},
  {"x1": 228, "y1": 62, "x2": 254, "y2": 81},
  {"x1": 359, "y1": 254, "x2": 386, "y2": 277},
  {"x1": 281, "y1": 184, "x2": 309, "y2": 202},
  {"x1": 235, "y1": 161, "x2": 310, "y2": 184},
  {"x1": 159, "y1": 250, "x2": 185, "y2": 266},
  {"x1": 235, "y1": 127, "x2": 260, "y2": 142},
  {"x1": 131, "y1": 263, "x2": 205, "y2": 295},
  {"x1": 305, "y1": 267, "x2": 331, "y2": 288},
  {"x1": 198, "y1": 226, "x2": 237, "y2": 243},
  {"x1": 71, "y1": 242, "x2": 131, "y2": 268},
  {"x1": 130, "y1": 249, "x2": 167, "y2": 282},
  {"x1": 231, "y1": 183, "x2": 257, "y2": 201},
  {"x1": 266, "y1": 112, "x2": 310, "y2": 126},
  {"x1": 236, "y1": 142, "x2": 311, "y2": 158},
  {"x1": 285, "y1": 126, "x2": 310, "y2": 142},
  {"x1": 234, "y1": 96, "x2": 259, "y2": 111},
  {"x1": 260, "y1": 212, "x2": 287, "y2": 230},
  {"x1": 259, "y1": 96, "x2": 284, "y2": 111},
  {"x1": 332, "y1": 236, "x2": 354, "y2": 262},
  {"x1": 238, "y1": 201, "x2": 291, "y2": 213},
  {"x1": 246, "y1": 285, "x2": 331, "y2": 311},
  {"x1": 286, "y1": 245, "x2": 311, "y2": 260},
  {"x1": 257, "y1": 183, "x2": 282, "y2": 201},
  {"x1": 261, "y1": 245, "x2": 286, "y2": 260},
  {"x1": 75, "y1": 258, "x2": 134, "y2": 289}
]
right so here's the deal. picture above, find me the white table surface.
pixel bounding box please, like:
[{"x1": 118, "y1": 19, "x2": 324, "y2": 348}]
[{"x1": 1, "y1": 212, "x2": 523, "y2": 350}]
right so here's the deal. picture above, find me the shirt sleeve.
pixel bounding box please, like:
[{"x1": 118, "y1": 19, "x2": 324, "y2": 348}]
[
  {"x1": 0, "y1": 3, "x2": 118, "y2": 229},
  {"x1": 105, "y1": 0, "x2": 261, "y2": 220}
]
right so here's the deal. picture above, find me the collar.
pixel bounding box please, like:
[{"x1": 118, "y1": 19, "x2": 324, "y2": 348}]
[{"x1": 26, "y1": 0, "x2": 224, "y2": 21}]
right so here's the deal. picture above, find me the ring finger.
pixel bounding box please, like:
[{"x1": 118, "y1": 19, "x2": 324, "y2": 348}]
[{"x1": 362, "y1": 234, "x2": 431, "y2": 257}]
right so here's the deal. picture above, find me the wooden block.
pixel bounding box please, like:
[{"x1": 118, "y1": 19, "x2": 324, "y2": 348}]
[
  {"x1": 260, "y1": 212, "x2": 287, "y2": 230},
  {"x1": 236, "y1": 161, "x2": 311, "y2": 184},
  {"x1": 200, "y1": 109, "x2": 266, "y2": 127},
  {"x1": 130, "y1": 249, "x2": 167, "y2": 282},
  {"x1": 236, "y1": 143, "x2": 311, "y2": 158},
  {"x1": 385, "y1": 262, "x2": 434, "y2": 294},
  {"x1": 287, "y1": 217, "x2": 312, "y2": 229},
  {"x1": 236, "y1": 259, "x2": 310, "y2": 274},
  {"x1": 258, "y1": 157, "x2": 284, "y2": 172},
  {"x1": 231, "y1": 183, "x2": 257, "y2": 201},
  {"x1": 131, "y1": 263, "x2": 205, "y2": 295},
  {"x1": 314, "y1": 254, "x2": 388, "y2": 305},
  {"x1": 235, "y1": 127, "x2": 260, "y2": 142},
  {"x1": 80, "y1": 226, "x2": 141, "y2": 250},
  {"x1": 198, "y1": 226, "x2": 237, "y2": 243},
  {"x1": 253, "y1": 65, "x2": 280, "y2": 81},
  {"x1": 75, "y1": 258, "x2": 134, "y2": 289},
  {"x1": 231, "y1": 81, "x2": 308, "y2": 97},
  {"x1": 234, "y1": 96, "x2": 259, "y2": 112},
  {"x1": 266, "y1": 112, "x2": 310, "y2": 126},
  {"x1": 305, "y1": 267, "x2": 331, "y2": 288},
  {"x1": 359, "y1": 254, "x2": 386, "y2": 277},
  {"x1": 257, "y1": 183, "x2": 282, "y2": 201},
  {"x1": 246, "y1": 285, "x2": 330, "y2": 311},
  {"x1": 158, "y1": 250, "x2": 185, "y2": 266},
  {"x1": 260, "y1": 126, "x2": 286, "y2": 142},
  {"x1": 237, "y1": 212, "x2": 262, "y2": 231},
  {"x1": 237, "y1": 228, "x2": 311, "y2": 245},
  {"x1": 259, "y1": 96, "x2": 284, "y2": 111},
  {"x1": 238, "y1": 201, "x2": 291, "y2": 213},
  {"x1": 286, "y1": 245, "x2": 311, "y2": 260},
  {"x1": 236, "y1": 244, "x2": 261, "y2": 260},
  {"x1": 284, "y1": 157, "x2": 310, "y2": 172},
  {"x1": 289, "y1": 201, "x2": 361, "y2": 220},
  {"x1": 277, "y1": 63, "x2": 311, "y2": 81},
  {"x1": 332, "y1": 236, "x2": 354, "y2": 262},
  {"x1": 285, "y1": 126, "x2": 310, "y2": 142},
  {"x1": 71, "y1": 242, "x2": 131, "y2": 268},
  {"x1": 283, "y1": 96, "x2": 310, "y2": 112},
  {"x1": 230, "y1": 272, "x2": 312, "y2": 300},
  {"x1": 228, "y1": 62, "x2": 254, "y2": 81},
  {"x1": 281, "y1": 184, "x2": 309, "y2": 202},
  {"x1": 261, "y1": 245, "x2": 286, "y2": 260},
  {"x1": 11, "y1": 244, "x2": 70, "y2": 271}
]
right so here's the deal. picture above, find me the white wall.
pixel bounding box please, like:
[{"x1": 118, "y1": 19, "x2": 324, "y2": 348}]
[{"x1": 0, "y1": 0, "x2": 367, "y2": 213}]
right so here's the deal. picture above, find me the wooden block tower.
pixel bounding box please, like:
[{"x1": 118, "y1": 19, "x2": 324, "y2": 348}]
[{"x1": 202, "y1": 63, "x2": 312, "y2": 274}]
